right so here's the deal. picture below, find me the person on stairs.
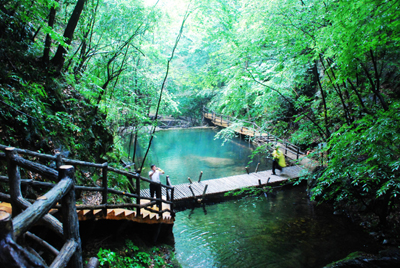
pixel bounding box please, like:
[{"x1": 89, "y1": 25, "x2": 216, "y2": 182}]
[
  {"x1": 149, "y1": 164, "x2": 164, "y2": 210},
  {"x1": 272, "y1": 145, "x2": 286, "y2": 175}
]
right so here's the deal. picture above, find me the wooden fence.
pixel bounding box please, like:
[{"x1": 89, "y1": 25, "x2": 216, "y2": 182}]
[{"x1": 0, "y1": 145, "x2": 175, "y2": 267}]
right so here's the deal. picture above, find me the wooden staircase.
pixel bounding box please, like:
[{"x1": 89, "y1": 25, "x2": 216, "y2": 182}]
[
  {"x1": 1, "y1": 200, "x2": 174, "y2": 225},
  {"x1": 76, "y1": 199, "x2": 173, "y2": 224}
]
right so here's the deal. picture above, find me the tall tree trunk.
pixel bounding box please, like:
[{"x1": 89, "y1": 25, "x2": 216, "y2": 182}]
[
  {"x1": 359, "y1": 56, "x2": 388, "y2": 111},
  {"x1": 320, "y1": 57, "x2": 351, "y2": 125},
  {"x1": 51, "y1": 0, "x2": 87, "y2": 73},
  {"x1": 314, "y1": 60, "x2": 330, "y2": 139},
  {"x1": 43, "y1": 2, "x2": 58, "y2": 65}
]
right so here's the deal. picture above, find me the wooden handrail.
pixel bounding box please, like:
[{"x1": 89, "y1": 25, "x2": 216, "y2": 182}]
[
  {"x1": 49, "y1": 239, "x2": 78, "y2": 268},
  {"x1": 203, "y1": 108, "x2": 306, "y2": 159},
  {"x1": 0, "y1": 145, "x2": 176, "y2": 267},
  {"x1": 0, "y1": 146, "x2": 175, "y2": 206},
  {"x1": 13, "y1": 173, "x2": 74, "y2": 237},
  {"x1": 101, "y1": 163, "x2": 108, "y2": 215},
  {"x1": 2, "y1": 148, "x2": 84, "y2": 267}
]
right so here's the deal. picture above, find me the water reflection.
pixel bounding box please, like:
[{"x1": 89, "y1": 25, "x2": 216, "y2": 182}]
[{"x1": 173, "y1": 186, "x2": 376, "y2": 268}]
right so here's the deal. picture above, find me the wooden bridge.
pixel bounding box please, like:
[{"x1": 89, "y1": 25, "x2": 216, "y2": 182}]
[
  {"x1": 203, "y1": 107, "x2": 319, "y2": 170},
  {"x1": 172, "y1": 166, "x2": 305, "y2": 205}
]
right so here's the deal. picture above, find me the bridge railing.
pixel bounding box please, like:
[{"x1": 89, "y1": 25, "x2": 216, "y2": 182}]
[
  {"x1": 203, "y1": 107, "x2": 305, "y2": 159},
  {"x1": 0, "y1": 147, "x2": 84, "y2": 268}
]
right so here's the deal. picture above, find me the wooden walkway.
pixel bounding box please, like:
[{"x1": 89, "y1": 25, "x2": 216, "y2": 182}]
[
  {"x1": 203, "y1": 110, "x2": 319, "y2": 171},
  {"x1": 168, "y1": 166, "x2": 305, "y2": 202},
  {"x1": 203, "y1": 111, "x2": 266, "y2": 137}
]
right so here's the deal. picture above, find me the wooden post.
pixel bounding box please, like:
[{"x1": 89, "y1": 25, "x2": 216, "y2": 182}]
[
  {"x1": 245, "y1": 167, "x2": 249, "y2": 174},
  {"x1": 13, "y1": 176, "x2": 73, "y2": 238},
  {"x1": 166, "y1": 176, "x2": 170, "y2": 201},
  {"x1": 0, "y1": 211, "x2": 47, "y2": 268},
  {"x1": 188, "y1": 185, "x2": 196, "y2": 199},
  {"x1": 101, "y1": 163, "x2": 108, "y2": 216},
  {"x1": 135, "y1": 175, "x2": 141, "y2": 216},
  {"x1": 198, "y1": 171, "x2": 203, "y2": 182},
  {"x1": 49, "y1": 239, "x2": 78, "y2": 268},
  {"x1": 201, "y1": 185, "x2": 208, "y2": 201},
  {"x1": 296, "y1": 147, "x2": 300, "y2": 160},
  {"x1": 56, "y1": 152, "x2": 63, "y2": 169},
  {"x1": 188, "y1": 177, "x2": 193, "y2": 184},
  {"x1": 285, "y1": 142, "x2": 288, "y2": 155},
  {"x1": 170, "y1": 187, "x2": 175, "y2": 217},
  {"x1": 59, "y1": 165, "x2": 83, "y2": 268},
  {"x1": 6, "y1": 147, "x2": 22, "y2": 217},
  {"x1": 255, "y1": 163, "x2": 260, "y2": 173},
  {"x1": 258, "y1": 179, "x2": 261, "y2": 186}
]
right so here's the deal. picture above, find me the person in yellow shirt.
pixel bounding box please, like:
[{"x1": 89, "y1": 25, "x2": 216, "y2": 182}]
[{"x1": 272, "y1": 145, "x2": 286, "y2": 175}]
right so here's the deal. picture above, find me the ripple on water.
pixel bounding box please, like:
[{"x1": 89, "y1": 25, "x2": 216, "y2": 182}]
[{"x1": 173, "y1": 186, "x2": 377, "y2": 268}]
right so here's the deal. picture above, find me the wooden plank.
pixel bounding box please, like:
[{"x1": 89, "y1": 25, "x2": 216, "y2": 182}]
[{"x1": 174, "y1": 166, "x2": 305, "y2": 201}]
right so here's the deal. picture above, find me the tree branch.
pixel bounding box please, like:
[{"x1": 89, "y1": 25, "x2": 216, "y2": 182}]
[{"x1": 139, "y1": 3, "x2": 192, "y2": 173}]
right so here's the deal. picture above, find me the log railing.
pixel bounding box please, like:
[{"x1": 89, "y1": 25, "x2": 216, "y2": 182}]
[
  {"x1": 0, "y1": 145, "x2": 176, "y2": 267},
  {"x1": 0, "y1": 144, "x2": 175, "y2": 217},
  {"x1": 203, "y1": 106, "x2": 305, "y2": 159},
  {"x1": 1, "y1": 147, "x2": 83, "y2": 268}
]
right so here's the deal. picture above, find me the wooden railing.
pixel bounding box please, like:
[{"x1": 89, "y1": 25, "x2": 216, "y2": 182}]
[
  {"x1": 0, "y1": 145, "x2": 176, "y2": 267},
  {"x1": 0, "y1": 147, "x2": 84, "y2": 268},
  {"x1": 203, "y1": 106, "x2": 305, "y2": 159},
  {"x1": 0, "y1": 145, "x2": 175, "y2": 217}
]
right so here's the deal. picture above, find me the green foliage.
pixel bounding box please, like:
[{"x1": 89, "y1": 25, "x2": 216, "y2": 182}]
[
  {"x1": 309, "y1": 102, "x2": 400, "y2": 224},
  {"x1": 97, "y1": 239, "x2": 172, "y2": 268},
  {"x1": 247, "y1": 143, "x2": 271, "y2": 166},
  {"x1": 290, "y1": 119, "x2": 321, "y2": 147},
  {"x1": 96, "y1": 240, "x2": 173, "y2": 268},
  {"x1": 225, "y1": 186, "x2": 271, "y2": 197}
]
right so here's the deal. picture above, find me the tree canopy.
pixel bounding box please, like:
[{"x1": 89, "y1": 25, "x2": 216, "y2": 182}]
[{"x1": 1, "y1": 0, "x2": 400, "y2": 226}]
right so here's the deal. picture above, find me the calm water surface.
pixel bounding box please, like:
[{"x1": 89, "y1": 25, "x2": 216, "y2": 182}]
[
  {"x1": 173, "y1": 186, "x2": 376, "y2": 268},
  {"x1": 126, "y1": 128, "x2": 375, "y2": 267},
  {"x1": 126, "y1": 128, "x2": 270, "y2": 185}
]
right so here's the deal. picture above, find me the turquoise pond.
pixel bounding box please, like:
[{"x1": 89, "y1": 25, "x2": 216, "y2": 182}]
[{"x1": 125, "y1": 127, "x2": 270, "y2": 185}]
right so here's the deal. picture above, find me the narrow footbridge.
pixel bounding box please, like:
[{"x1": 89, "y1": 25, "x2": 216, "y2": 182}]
[
  {"x1": 171, "y1": 166, "x2": 305, "y2": 205},
  {"x1": 203, "y1": 107, "x2": 319, "y2": 170}
]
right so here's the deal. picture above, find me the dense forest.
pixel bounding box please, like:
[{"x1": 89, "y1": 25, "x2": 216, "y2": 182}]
[{"x1": 1, "y1": 0, "x2": 400, "y2": 243}]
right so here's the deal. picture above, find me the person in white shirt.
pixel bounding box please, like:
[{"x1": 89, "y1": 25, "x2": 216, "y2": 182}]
[{"x1": 149, "y1": 164, "x2": 164, "y2": 209}]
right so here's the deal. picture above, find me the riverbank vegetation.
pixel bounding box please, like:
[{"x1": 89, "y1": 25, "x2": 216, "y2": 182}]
[
  {"x1": 1, "y1": 0, "x2": 400, "y2": 258},
  {"x1": 94, "y1": 239, "x2": 178, "y2": 268}
]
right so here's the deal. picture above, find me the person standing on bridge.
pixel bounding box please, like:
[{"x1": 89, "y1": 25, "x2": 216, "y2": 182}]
[
  {"x1": 149, "y1": 164, "x2": 164, "y2": 210},
  {"x1": 272, "y1": 145, "x2": 286, "y2": 175}
]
